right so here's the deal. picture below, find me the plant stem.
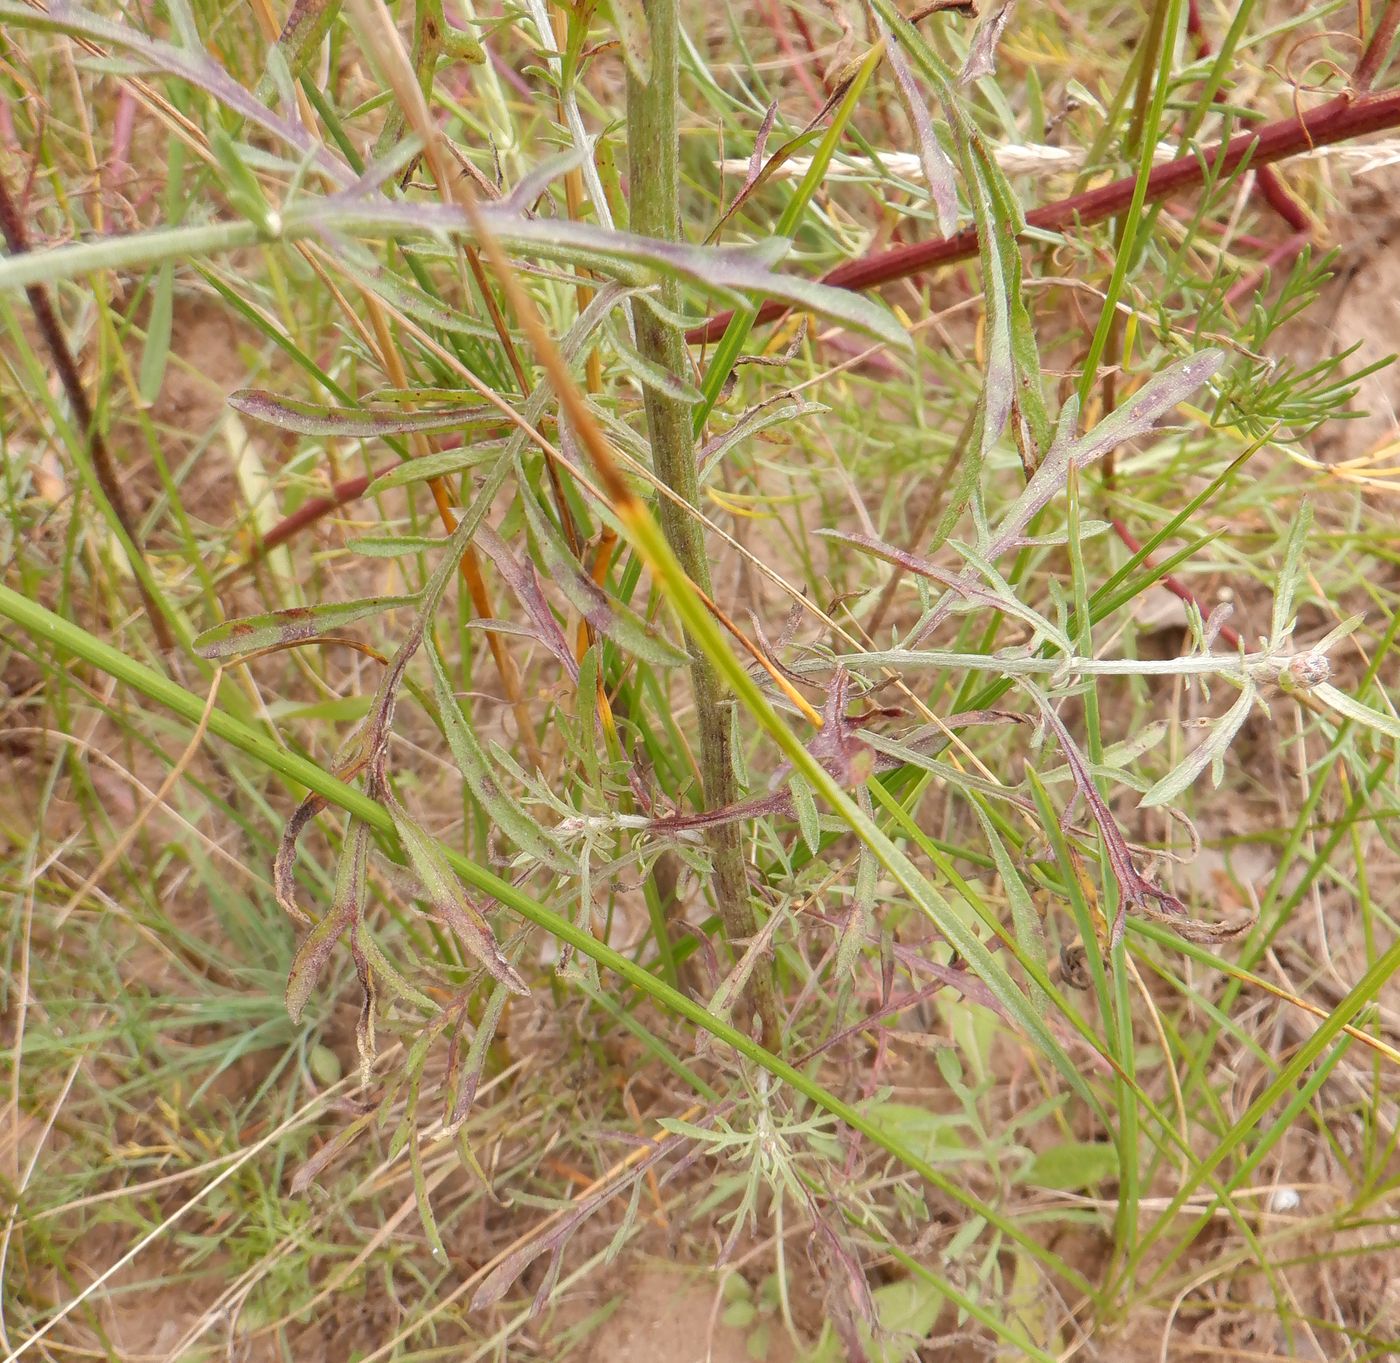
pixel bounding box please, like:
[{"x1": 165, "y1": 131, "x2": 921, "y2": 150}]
[
  {"x1": 0, "y1": 165, "x2": 177, "y2": 652},
  {"x1": 688, "y1": 84, "x2": 1400, "y2": 342},
  {"x1": 625, "y1": 0, "x2": 781, "y2": 1049}
]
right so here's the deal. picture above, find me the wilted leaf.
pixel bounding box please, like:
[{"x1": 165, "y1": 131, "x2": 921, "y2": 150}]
[
  {"x1": 960, "y1": 1, "x2": 1016, "y2": 84},
  {"x1": 286, "y1": 816, "x2": 370, "y2": 1022}
]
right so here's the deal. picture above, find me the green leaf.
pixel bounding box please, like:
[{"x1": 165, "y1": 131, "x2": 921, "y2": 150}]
[
  {"x1": 801, "y1": 1278, "x2": 944, "y2": 1363},
  {"x1": 365, "y1": 445, "x2": 506, "y2": 494},
  {"x1": 425, "y1": 635, "x2": 577, "y2": 874},
  {"x1": 599, "y1": 0, "x2": 649, "y2": 84},
  {"x1": 138, "y1": 261, "x2": 174, "y2": 404},
  {"x1": 1140, "y1": 681, "x2": 1256, "y2": 807},
  {"x1": 789, "y1": 772, "x2": 821, "y2": 854},
  {"x1": 194, "y1": 595, "x2": 418, "y2": 658},
  {"x1": 1023, "y1": 1140, "x2": 1120, "y2": 1191},
  {"x1": 386, "y1": 790, "x2": 529, "y2": 996}
]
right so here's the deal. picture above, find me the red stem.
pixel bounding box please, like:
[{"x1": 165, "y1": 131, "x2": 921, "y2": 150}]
[
  {"x1": 1355, "y1": 0, "x2": 1400, "y2": 92},
  {"x1": 687, "y1": 87, "x2": 1400, "y2": 343},
  {"x1": 1111, "y1": 519, "x2": 1242, "y2": 651},
  {"x1": 249, "y1": 465, "x2": 397, "y2": 561}
]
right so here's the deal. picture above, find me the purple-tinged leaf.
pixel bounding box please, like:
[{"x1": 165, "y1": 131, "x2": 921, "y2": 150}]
[
  {"x1": 469, "y1": 1128, "x2": 684, "y2": 1312},
  {"x1": 1030, "y1": 690, "x2": 1188, "y2": 948},
  {"x1": 518, "y1": 493, "x2": 689, "y2": 669},
  {"x1": 499, "y1": 145, "x2": 590, "y2": 217},
  {"x1": 474, "y1": 524, "x2": 579, "y2": 681},
  {"x1": 961, "y1": 2, "x2": 1016, "y2": 84},
  {"x1": 317, "y1": 195, "x2": 910, "y2": 348},
  {"x1": 912, "y1": 348, "x2": 1225, "y2": 643},
  {"x1": 881, "y1": 21, "x2": 959, "y2": 235},
  {"x1": 804, "y1": 668, "x2": 877, "y2": 789},
  {"x1": 195, "y1": 596, "x2": 416, "y2": 659},
  {"x1": 229, "y1": 389, "x2": 495, "y2": 438},
  {"x1": 385, "y1": 789, "x2": 529, "y2": 996},
  {"x1": 989, "y1": 349, "x2": 1227, "y2": 562},
  {"x1": 805, "y1": 1191, "x2": 876, "y2": 1363},
  {"x1": 286, "y1": 816, "x2": 370, "y2": 1022}
]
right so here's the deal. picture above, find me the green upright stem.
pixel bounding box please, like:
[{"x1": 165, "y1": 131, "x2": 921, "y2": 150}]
[{"x1": 625, "y1": 0, "x2": 781, "y2": 1049}]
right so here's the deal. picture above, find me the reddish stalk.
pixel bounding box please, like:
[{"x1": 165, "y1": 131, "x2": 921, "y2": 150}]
[
  {"x1": 246, "y1": 464, "x2": 396, "y2": 561},
  {"x1": 686, "y1": 86, "x2": 1400, "y2": 343},
  {"x1": 1355, "y1": 0, "x2": 1400, "y2": 92},
  {"x1": 1111, "y1": 519, "x2": 1242, "y2": 652}
]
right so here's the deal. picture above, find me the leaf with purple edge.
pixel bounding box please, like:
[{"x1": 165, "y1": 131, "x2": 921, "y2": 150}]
[
  {"x1": 517, "y1": 487, "x2": 689, "y2": 669},
  {"x1": 385, "y1": 789, "x2": 529, "y2": 996},
  {"x1": 286, "y1": 816, "x2": 370, "y2": 1022}
]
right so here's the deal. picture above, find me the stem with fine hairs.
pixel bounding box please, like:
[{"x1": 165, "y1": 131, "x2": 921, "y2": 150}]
[{"x1": 625, "y1": 0, "x2": 782, "y2": 1049}]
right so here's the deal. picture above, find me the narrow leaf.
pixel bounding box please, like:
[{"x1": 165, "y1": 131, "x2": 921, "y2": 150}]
[
  {"x1": 194, "y1": 595, "x2": 417, "y2": 658},
  {"x1": 386, "y1": 791, "x2": 529, "y2": 995},
  {"x1": 1140, "y1": 682, "x2": 1256, "y2": 808},
  {"x1": 425, "y1": 636, "x2": 576, "y2": 873},
  {"x1": 229, "y1": 390, "x2": 495, "y2": 438},
  {"x1": 286, "y1": 816, "x2": 370, "y2": 1022},
  {"x1": 518, "y1": 490, "x2": 688, "y2": 668}
]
